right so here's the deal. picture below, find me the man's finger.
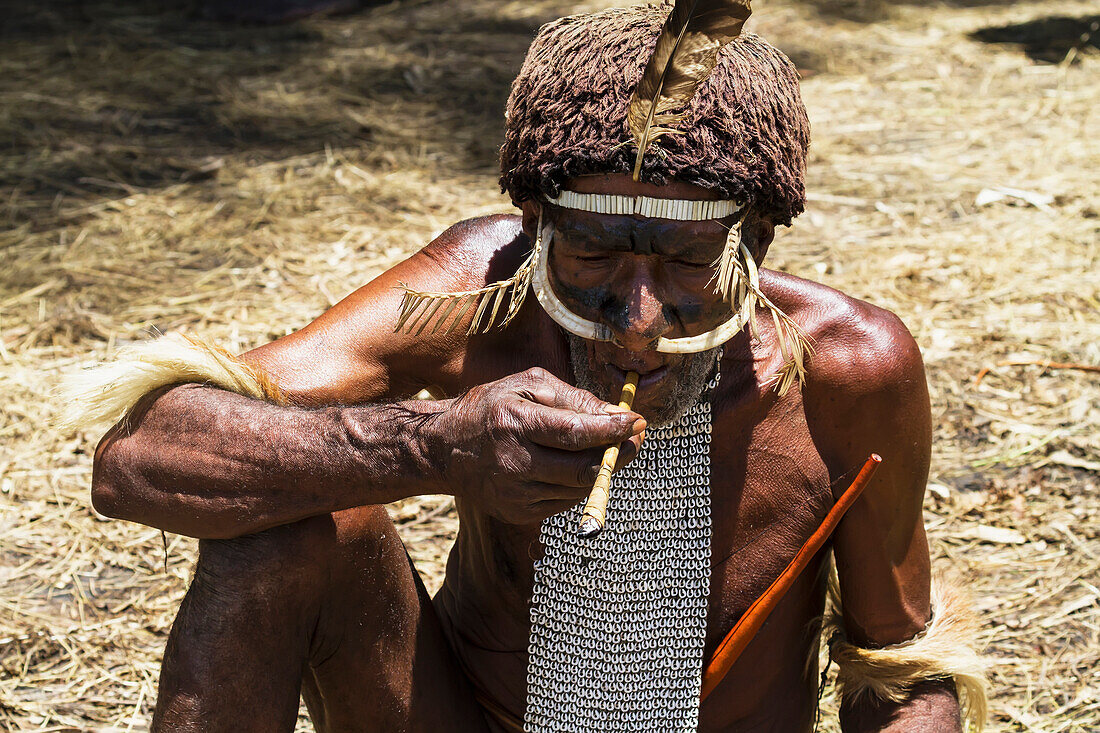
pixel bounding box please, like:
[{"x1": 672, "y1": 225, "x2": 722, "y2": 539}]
[
  {"x1": 613, "y1": 431, "x2": 645, "y2": 471},
  {"x1": 514, "y1": 367, "x2": 629, "y2": 418},
  {"x1": 524, "y1": 481, "x2": 590, "y2": 503},
  {"x1": 528, "y1": 495, "x2": 588, "y2": 518},
  {"x1": 527, "y1": 445, "x2": 610, "y2": 488},
  {"x1": 519, "y1": 402, "x2": 645, "y2": 451}
]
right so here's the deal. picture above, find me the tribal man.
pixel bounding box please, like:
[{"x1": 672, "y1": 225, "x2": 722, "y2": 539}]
[{"x1": 80, "y1": 2, "x2": 986, "y2": 731}]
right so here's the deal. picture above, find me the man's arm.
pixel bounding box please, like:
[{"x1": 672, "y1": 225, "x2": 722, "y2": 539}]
[
  {"x1": 90, "y1": 232, "x2": 445, "y2": 538},
  {"x1": 804, "y1": 300, "x2": 963, "y2": 732},
  {"x1": 91, "y1": 221, "x2": 645, "y2": 539},
  {"x1": 92, "y1": 370, "x2": 644, "y2": 539},
  {"x1": 92, "y1": 385, "x2": 436, "y2": 539}
]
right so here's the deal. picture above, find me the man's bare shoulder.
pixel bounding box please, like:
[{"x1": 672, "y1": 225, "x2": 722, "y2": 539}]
[
  {"x1": 416, "y1": 214, "x2": 529, "y2": 291},
  {"x1": 244, "y1": 215, "x2": 529, "y2": 403},
  {"x1": 764, "y1": 269, "x2": 925, "y2": 396},
  {"x1": 764, "y1": 269, "x2": 932, "y2": 488}
]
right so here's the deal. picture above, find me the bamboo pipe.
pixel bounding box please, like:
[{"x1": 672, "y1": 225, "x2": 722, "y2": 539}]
[{"x1": 578, "y1": 371, "x2": 640, "y2": 538}]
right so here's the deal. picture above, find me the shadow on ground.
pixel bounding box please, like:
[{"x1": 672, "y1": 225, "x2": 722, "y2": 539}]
[
  {"x1": 0, "y1": 0, "x2": 553, "y2": 229},
  {"x1": 792, "y1": 0, "x2": 1022, "y2": 24},
  {"x1": 971, "y1": 14, "x2": 1100, "y2": 63}
]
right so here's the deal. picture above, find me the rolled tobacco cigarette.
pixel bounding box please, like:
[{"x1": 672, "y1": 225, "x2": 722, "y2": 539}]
[{"x1": 578, "y1": 371, "x2": 639, "y2": 539}]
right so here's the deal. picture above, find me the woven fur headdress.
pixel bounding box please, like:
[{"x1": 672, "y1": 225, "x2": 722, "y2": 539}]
[{"x1": 396, "y1": 0, "x2": 812, "y2": 393}]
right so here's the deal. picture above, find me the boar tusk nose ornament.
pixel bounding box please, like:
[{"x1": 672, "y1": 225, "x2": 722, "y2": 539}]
[
  {"x1": 531, "y1": 213, "x2": 757, "y2": 355},
  {"x1": 394, "y1": 200, "x2": 811, "y2": 394}
]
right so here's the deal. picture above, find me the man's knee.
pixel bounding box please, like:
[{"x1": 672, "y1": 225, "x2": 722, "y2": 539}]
[
  {"x1": 191, "y1": 513, "x2": 342, "y2": 612},
  {"x1": 156, "y1": 516, "x2": 352, "y2": 732},
  {"x1": 189, "y1": 506, "x2": 403, "y2": 616}
]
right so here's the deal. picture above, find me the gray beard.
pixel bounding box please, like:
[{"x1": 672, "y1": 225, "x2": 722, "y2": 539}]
[{"x1": 566, "y1": 333, "x2": 721, "y2": 428}]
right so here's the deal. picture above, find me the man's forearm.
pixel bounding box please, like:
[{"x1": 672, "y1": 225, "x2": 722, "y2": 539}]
[
  {"x1": 91, "y1": 383, "x2": 440, "y2": 539},
  {"x1": 839, "y1": 679, "x2": 962, "y2": 733}
]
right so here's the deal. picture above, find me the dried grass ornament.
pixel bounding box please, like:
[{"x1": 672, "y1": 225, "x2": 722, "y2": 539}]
[
  {"x1": 394, "y1": 246, "x2": 536, "y2": 337},
  {"x1": 709, "y1": 218, "x2": 812, "y2": 394}
]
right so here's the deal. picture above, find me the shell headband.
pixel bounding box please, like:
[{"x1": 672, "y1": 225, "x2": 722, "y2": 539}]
[{"x1": 394, "y1": 0, "x2": 810, "y2": 393}]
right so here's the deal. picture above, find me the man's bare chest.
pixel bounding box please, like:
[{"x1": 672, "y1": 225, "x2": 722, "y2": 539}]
[{"x1": 703, "y1": 385, "x2": 834, "y2": 650}]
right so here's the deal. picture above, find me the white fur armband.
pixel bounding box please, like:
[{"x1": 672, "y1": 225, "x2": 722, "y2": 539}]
[
  {"x1": 59, "y1": 333, "x2": 286, "y2": 433},
  {"x1": 824, "y1": 573, "x2": 989, "y2": 732}
]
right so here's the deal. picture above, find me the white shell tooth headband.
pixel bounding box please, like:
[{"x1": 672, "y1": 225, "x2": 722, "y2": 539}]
[{"x1": 546, "y1": 191, "x2": 742, "y2": 220}]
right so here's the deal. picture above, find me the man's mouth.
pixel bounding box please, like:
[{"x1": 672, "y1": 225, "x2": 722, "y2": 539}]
[
  {"x1": 567, "y1": 333, "x2": 720, "y2": 428},
  {"x1": 604, "y1": 363, "x2": 669, "y2": 395}
]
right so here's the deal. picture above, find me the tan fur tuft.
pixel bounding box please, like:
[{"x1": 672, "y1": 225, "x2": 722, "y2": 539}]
[
  {"x1": 58, "y1": 334, "x2": 286, "y2": 434},
  {"x1": 824, "y1": 572, "x2": 989, "y2": 731}
]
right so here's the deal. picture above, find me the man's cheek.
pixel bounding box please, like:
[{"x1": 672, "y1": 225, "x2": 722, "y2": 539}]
[
  {"x1": 556, "y1": 279, "x2": 613, "y2": 321},
  {"x1": 677, "y1": 295, "x2": 731, "y2": 328},
  {"x1": 674, "y1": 298, "x2": 705, "y2": 323},
  {"x1": 585, "y1": 348, "x2": 613, "y2": 391}
]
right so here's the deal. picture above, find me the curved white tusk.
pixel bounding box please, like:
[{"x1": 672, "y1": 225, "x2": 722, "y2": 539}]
[
  {"x1": 531, "y1": 213, "x2": 755, "y2": 354},
  {"x1": 657, "y1": 244, "x2": 758, "y2": 353},
  {"x1": 654, "y1": 306, "x2": 752, "y2": 353},
  {"x1": 531, "y1": 217, "x2": 613, "y2": 343}
]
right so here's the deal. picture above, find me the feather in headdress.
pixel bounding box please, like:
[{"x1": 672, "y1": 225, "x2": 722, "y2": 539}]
[{"x1": 627, "y1": 0, "x2": 752, "y2": 180}]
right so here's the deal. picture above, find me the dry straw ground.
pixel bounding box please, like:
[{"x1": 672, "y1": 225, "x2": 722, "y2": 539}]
[{"x1": 1, "y1": 0, "x2": 1097, "y2": 730}]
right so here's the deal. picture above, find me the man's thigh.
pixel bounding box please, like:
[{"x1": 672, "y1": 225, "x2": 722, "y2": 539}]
[{"x1": 301, "y1": 505, "x2": 491, "y2": 733}]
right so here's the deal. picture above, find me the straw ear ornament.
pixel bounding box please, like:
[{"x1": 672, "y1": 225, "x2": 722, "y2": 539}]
[{"x1": 707, "y1": 221, "x2": 812, "y2": 396}]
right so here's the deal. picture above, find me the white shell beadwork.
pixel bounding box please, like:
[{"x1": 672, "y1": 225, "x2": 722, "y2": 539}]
[{"x1": 524, "y1": 372, "x2": 718, "y2": 732}]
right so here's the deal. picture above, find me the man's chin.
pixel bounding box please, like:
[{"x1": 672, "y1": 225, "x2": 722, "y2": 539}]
[
  {"x1": 564, "y1": 333, "x2": 721, "y2": 428},
  {"x1": 633, "y1": 395, "x2": 690, "y2": 429}
]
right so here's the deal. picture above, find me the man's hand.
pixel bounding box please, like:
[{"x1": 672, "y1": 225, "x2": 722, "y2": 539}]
[{"x1": 418, "y1": 367, "x2": 646, "y2": 524}]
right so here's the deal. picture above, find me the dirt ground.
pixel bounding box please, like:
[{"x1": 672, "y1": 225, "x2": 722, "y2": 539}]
[{"x1": 1, "y1": 0, "x2": 1097, "y2": 730}]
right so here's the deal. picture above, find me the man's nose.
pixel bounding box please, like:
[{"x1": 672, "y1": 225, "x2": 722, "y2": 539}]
[{"x1": 609, "y1": 264, "x2": 672, "y2": 351}]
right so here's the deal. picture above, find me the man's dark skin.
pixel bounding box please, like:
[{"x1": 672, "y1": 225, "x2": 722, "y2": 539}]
[{"x1": 91, "y1": 174, "x2": 962, "y2": 732}]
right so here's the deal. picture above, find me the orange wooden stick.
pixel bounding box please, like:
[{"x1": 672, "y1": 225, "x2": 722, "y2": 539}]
[{"x1": 699, "y1": 453, "x2": 882, "y2": 701}]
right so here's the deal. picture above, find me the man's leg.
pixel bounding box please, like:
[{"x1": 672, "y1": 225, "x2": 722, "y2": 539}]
[{"x1": 152, "y1": 505, "x2": 490, "y2": 733}]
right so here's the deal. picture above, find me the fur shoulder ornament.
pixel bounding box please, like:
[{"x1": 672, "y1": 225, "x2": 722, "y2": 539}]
[{"x1": 59, "y1": 333, "x2": 285, "y2": 433}]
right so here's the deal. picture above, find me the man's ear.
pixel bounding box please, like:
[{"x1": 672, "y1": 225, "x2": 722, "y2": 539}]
[
  {"x1": 746, "y1": 215, "x2": 776, "y2": 263},
  {"x1": 520, "y1": 199, "x2": 542, "y2": 240}
]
